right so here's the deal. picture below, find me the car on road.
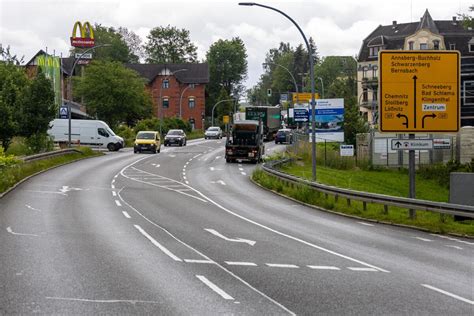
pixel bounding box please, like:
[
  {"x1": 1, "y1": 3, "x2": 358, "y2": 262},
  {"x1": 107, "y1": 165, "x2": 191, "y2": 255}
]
[
  {"x1": 134, "y1": 131, "x2": 161, "y2": 154},
  {"x1": 274, "y1": 128, "x2": 293, "y2": 144},
  {"x1": 164, "y1": 129, "x2": 187, "y2": 146},
  {"x1": 204, "y1": 126, "x2": 223, "y2": 139}
]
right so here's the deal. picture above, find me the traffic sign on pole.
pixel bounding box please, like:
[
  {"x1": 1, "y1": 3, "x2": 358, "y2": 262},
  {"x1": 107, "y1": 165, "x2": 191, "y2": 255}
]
[
  {"x1": 379, "y1": 50, "x2": 460, "y2": 133},
  {"x1": 391, "y1": 139, "x2": 433, "y2": 150}
]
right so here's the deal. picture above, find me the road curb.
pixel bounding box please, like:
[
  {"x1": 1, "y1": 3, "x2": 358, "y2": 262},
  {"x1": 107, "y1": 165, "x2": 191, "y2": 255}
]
[
  {"x1": 250, "y1": 175, "x2": 474, "y2": 240},
  {"x1": 0, "y1": 153, "x2": 101, "y2": 200}
]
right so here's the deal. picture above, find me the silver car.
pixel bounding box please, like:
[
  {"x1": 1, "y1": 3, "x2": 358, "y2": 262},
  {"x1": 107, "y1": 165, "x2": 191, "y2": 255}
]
[{"x1": 204, "y1": 126, "x2": 222, "y2": 139}]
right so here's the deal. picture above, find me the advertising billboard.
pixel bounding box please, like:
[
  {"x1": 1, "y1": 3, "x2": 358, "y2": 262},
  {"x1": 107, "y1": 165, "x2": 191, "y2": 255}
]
[{"x1": 308, "y1": 98, "x2": 344, "y2": 142}]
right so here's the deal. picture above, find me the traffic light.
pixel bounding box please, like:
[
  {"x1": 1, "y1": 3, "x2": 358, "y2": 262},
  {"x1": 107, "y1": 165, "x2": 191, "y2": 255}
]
[{"x1": 267, "y1": 89, "x2": 272, "y2": 97}]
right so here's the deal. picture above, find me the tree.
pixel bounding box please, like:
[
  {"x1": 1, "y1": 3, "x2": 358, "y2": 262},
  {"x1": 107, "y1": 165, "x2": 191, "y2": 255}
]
[
  {"x1": 459, "y1": 5, "x2": 474, "y2": 29},
  {"x1": 344, "y1": 96, "x2": 368, "y2": 146},
  {"x1": 145, "y1": 25, "x2": 198, "y2": 63},
  {"x1": 74, "y1": 60, "x2": 152, "y2": 128},
  {"x1": 18, "y1": 71, "x2": 56, "y2": 153},
  {"x1": 206, "y1": 37, "x2": 247, "y2": 114},
  {"x1": 118, "y1": 27, "x2": 145, "y2": 62},
  {"x1": 0, "y1": 62, "x2": 28, "y2": 150}
]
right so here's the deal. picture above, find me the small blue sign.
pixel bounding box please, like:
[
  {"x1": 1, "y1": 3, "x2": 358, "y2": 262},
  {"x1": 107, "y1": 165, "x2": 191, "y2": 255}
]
[
  {"x1": 59, "y1": 106, "x2": 68, "y2": 119},
  {"x1": 294, "y1": 108, "x2": 308, "y2": 122}
]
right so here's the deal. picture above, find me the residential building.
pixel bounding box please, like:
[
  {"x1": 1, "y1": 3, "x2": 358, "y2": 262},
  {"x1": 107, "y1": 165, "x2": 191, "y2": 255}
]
[
  {"x1": 357, "y1": 9, "x2": 474, "y2": 127},
  {"x1": 126, "y1": 63, "x2": 209, "y2": 130}
]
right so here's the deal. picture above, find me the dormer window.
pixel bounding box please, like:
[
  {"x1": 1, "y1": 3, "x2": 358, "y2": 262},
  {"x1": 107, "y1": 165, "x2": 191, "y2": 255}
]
[
  {"x1": 450, "y1": 43, "x2": 456, "y2": 50},
  {"x1": 433, "y1": 40, "x2": 440, "y2": 50},
  {"x1": 420, "y1": 43, "x2": 428, "y2": 50},
  {"x1": 369, "y1": 46, "x2": 381, "y2": 57},
  {"x1": 469, "y1": 38, "x2": 474, "y2": 52}
]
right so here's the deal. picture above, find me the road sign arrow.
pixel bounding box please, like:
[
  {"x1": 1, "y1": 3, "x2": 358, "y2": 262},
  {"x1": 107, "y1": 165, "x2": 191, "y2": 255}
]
[
  {"x1": 394, "y1": 141, "x2": 402, "y2": 148},
  {"x1": 396, "y1": 113, "x2": 409, "y2": 128},
  {"x1": 422, "y1": 113, "x2": 437, "y2": 128},
  {"x1": 204, "y1": 228, "x2": 256, "y2": 246}
]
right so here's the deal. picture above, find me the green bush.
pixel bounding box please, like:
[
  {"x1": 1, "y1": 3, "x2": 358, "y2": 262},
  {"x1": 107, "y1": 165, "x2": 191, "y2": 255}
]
[
  {"x1": 115, "y1": 124, "x2": 135, "y2": 147},
  {"x1": 5, "y1": 137, "x2": 30, "y2": 156},
  {"x1": 0, "y1": 146, "x2": 21, "y2": 169},
  {"x1": 25, "y1": 133, "x2": 54, "y2": 154},
  {"x1": 418, "y1": 160, "x2": 473, "y2": 188}
]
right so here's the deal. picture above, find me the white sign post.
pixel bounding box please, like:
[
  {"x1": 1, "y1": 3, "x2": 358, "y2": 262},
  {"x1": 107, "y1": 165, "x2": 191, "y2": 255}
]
[
  {"x1": 391, "y1": 139, "x2": 433, "y2": 150},
  {"x1": 340, "y1": 144, "x2": 354, "y2": 157}
]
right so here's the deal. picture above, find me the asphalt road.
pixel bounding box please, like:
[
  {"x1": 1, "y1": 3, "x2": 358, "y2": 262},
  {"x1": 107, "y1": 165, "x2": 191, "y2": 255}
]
[{"x1": 0, "y1": 139, "x2": 472, "y2": 314}]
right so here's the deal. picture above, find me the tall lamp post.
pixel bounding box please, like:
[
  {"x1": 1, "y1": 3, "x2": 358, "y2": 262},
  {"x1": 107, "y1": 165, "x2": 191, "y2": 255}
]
[
  {"x1": 159, "y1": 68, "x2": 188, "y2": 136},
  {"x1": 239, "y1": 2, "x2": 317, "y2": 181},
  {"x1": 179, "y1": 83, "x2": 197, "y2": 119},
  {"x1": 317, "y1": 77, "x2": 324, "y2": 98},
  {"x1": 263, "y1": 62, "x2": 298, "y2": 93},
  {"x1": 68, "y1": 43, "x2": 111, "y2": 147},
  {"x1": 211, "y1": 98, "x2": 236, "y2": 127}
]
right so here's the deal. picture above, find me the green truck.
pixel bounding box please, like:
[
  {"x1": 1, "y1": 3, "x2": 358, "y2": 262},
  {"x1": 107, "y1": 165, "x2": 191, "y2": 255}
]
[{"x1": 245, "y1": 106, "x2": 281, "y2": 141}]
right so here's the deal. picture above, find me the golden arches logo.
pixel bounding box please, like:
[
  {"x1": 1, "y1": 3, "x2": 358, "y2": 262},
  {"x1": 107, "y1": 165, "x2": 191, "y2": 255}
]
[{"x1": 70, "y1": 21, "x2": 95, "y2": 48}]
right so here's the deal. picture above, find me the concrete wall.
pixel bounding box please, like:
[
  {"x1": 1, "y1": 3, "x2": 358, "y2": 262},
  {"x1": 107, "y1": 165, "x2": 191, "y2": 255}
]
[{"x1": 456, "y1": 126, "x2": 474, "y2": 163}]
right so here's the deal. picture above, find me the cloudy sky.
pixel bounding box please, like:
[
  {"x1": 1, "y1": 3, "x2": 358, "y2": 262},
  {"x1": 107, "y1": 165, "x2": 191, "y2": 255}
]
[{"x1": 0, "y1": 0, "x2": 472, "y2": 88}]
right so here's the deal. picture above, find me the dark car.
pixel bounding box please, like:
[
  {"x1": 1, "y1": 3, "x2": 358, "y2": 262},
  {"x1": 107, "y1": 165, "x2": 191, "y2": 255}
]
[
  {"x1": 164, "y1": 129, "x2": 187, "y2": 146},
  {"x1": 275, "y1": 128, "x2": 293, "y2": 144}
]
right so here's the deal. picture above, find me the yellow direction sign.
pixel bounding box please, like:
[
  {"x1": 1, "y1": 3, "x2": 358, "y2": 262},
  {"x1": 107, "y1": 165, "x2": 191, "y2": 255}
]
[
  {"x1": 222, "y1": 115, "x2": 230, "y2": 124},
  {"x1": 292, "y1": 92, "x2": 320, "y2": 103},
  {"x1": 379, "y1": 50, "x2": 460, "y2": 133}
]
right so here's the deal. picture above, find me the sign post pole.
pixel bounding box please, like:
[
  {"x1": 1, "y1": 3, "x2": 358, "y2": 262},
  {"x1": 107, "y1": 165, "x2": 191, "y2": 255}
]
[{"x1": 408, "y1": 133, "x2": 416, "y2": 219}]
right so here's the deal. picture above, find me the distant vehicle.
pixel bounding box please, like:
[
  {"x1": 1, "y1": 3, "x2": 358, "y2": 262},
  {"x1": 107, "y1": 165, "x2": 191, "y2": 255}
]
[
  {"x1": 205, "y1": 126, "x2": 222, "y2": 139},
  {"x1": 275, "y1": 128, "x2": 293, "y2": 144},
  {"x1": 225, "y1": 120, "x2": 264, "y2": 164},
  {"x1": 245, "y1": 106, "x2": 281, "y2": 141},
  {"x1": 164, "y1": 129, "x2": 187, "y2": 146},
  {"x1": 134, "y1": 131, "x2": 161, "y2": 154},
  {"x1": 47, "y1": 119, "x2": 124, "y2": 151}
]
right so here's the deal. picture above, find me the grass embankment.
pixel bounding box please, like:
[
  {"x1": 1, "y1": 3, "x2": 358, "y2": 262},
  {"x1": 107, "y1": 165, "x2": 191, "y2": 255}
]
[
  {"x1": 0, "y1": 147, "x2": 102, "y2": 194},
  {"x1": 253, "y1": 160, "x2": 474, "y2": 236}
]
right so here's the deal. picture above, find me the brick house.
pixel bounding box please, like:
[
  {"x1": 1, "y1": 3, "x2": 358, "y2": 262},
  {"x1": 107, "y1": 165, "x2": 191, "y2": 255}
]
[
  {"x1": 357, "y1": 9, "x2": 474, "y2": 127},
  {"x1": 126, "y1": 63, "x2": 209, "y2": 130}
]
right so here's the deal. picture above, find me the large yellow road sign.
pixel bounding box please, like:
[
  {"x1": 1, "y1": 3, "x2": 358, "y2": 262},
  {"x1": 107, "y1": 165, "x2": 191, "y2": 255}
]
[
  {"x1": 292, "y1": 92, "x2": 320, "y2": 103},
  {"x1": 379, "y1": 50, "x2": 460, "y2": 133}
]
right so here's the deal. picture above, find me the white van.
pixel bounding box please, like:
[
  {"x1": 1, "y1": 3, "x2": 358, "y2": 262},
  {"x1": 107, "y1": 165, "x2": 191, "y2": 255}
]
[{"x1": 47, "y1": 119, "x2": 124, "y2": 151}]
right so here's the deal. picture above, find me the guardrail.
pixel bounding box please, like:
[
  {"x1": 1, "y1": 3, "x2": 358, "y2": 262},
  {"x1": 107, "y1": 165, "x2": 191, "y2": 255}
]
[
  {"x1": 22, "y1": 149, "x2": 82, "y2": 163},
  {"x1": 262, "y1": 159, "x2": 474, "y2": 219}
]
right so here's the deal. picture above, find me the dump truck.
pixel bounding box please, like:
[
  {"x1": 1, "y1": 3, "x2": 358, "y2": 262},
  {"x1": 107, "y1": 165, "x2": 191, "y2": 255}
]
[
  {"x1": 225, "y1": 120, "x2": 265, "y2": 164},
  {"x1": 245, "y1": 106, "x2": 281, "y2": 140}
]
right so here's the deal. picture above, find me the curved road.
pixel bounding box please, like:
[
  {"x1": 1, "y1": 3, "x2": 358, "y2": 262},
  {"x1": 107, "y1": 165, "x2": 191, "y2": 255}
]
[{"x1": 0, "y1": 139, "x2": 472, "y2": 314}]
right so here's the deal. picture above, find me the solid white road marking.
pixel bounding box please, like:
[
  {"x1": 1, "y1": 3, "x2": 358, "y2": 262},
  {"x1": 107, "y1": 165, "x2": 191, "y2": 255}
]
[
  {"x1": 414, "y1": 237, "x2": 433, "y2": 242},
  {"x1": 347, "y1": 267, "x2": 378, "y2": 272},
  {"x1": 445, "y1": 245, "x2": 463, "y2": 250},
  {"x1": 115, "y1": 200, "x2": 122, "y2": 207},
  {"x1": 266, "y1": 263, "x2": 299, "y2": 268},
  {"x1": 45, "y1": 297, "x2": 161, "y2": 304},
  {"x1": 430, "y1": 234, "x2": 474, "y2": 246},
  {"x1": 112, "y1": 191, "x2": 117, "y2": 197},
  {"x1": 307, "y1": 266, "x2": 340, "y2": 270},
  {"x1": 6, "y1": 227, "x2": 39, "y2": 237},
  {"x1": 122, "y1": 211, "x2": 131, "y2": 219},
  {"x1": 357, "y1": 222, "x2": 374, "y2": 227},
  {"x1": 225, "y1": 261, "x2": 258, "y2": 266},
  {"x1": 421, "y1": 284, "x2": 474, "y2": 305},
  {"x1": 134, "y1": 225, "x2": 182, "y2": 262},
  {"x1": 205, "y1": 228, "x2": 256, "y2": 246},
  {"x1": 184, "y1": 259, "x2": 216, "y2": 264},
  {"x1": 196, "y1": 275, "x2": 234, "y2": 300},
  {"x1": 25, "y1": 204, "x2": 41, "y2": 212}
]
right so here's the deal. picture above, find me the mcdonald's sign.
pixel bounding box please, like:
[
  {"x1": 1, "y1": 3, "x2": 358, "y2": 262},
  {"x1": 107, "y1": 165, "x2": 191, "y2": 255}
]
[{"x1": 70, "y1": 21, "x2": 95, "y2": 48}]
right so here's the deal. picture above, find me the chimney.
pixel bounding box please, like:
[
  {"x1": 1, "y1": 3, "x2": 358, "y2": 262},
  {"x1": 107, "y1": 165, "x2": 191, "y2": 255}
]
[
  {"x1": 392, "y1": 21, "x2": 397, "y2": 25},
  {"x1": 452, "y1": 16, "x2": 457, "y2": 22}
]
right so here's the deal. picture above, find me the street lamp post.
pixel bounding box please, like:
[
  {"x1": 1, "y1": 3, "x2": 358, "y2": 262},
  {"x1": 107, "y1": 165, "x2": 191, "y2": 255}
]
[
  {"x1": 239, "y1": 2, "x2": 318, "y2": 181},
  {"x1": 317, "y1": 77, "x2": 324, "y2": 98},
  {"x1": 179, "y1": 83, "x2": 197, "y2": 119},
  {"x1": 263, "y1": 62, "x2": 298, "y2": 93},
  {"x1": 68, "y1": 43, "x2": 111, "y2": 147},
  {"x1": 211, "y1": 98, "x2": 236, "y2": 127},
  {"x1": 159, "y1": 68, "x2": 188, "y2": 136}
]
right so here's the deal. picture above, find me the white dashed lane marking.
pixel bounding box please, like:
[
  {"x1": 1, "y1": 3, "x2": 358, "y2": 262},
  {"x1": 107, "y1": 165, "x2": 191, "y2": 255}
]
[
  {"x1": 413, "y1": 237, "x2": 433, "y2": 242},
  {"x1": 347, "y1": 267, "x2": 378, "y2": 272},
  {"x1": 122, "y1": 211, "x2": 131, "y2": 219},
  {"x1": 115, "y1": 200, "x2": 122, "y2": 207},
  {"x1": 184, "y1": 259, "x2": 216, "y2": 264},
  {"x1": 112, "y1": 191, "x2": 117, "y2": 197},
  {"x1": 430, "y1": 234, "x2": 474, "y2": 246},
  {"x1": 307, "y1": 266, "x2": 340, "y2": 270},
  {"x1": 445, "y1": 245, "x2": 463, "y2": 250},
  {"x1": 265, "y1": 263, "x2": 299, "y2": 268},
  {"x1": 358, "y1": 222, "x2": 374, "y2": 227},
  {"x1": 225, "y1": 261, "x2": 258, "y2": 266}
]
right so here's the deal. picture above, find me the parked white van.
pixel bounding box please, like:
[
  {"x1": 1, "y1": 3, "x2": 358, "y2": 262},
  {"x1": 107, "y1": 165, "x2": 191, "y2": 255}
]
[{"x1": 47, "y1": 119, "x2": 124, "y2": 151}]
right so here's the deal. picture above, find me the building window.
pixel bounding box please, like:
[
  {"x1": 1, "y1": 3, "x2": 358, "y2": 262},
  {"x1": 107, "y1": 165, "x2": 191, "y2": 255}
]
[
  {"x1": 363, "y1": 88, "x2": 368, "y2": 102},
  {"x1": 409, "y1": 41, "x2": 414, "y2": 50},
  {"x1": 362, "y1": 66, "x2": 368, "y2": 79},
  {"x1": 162, "y1": 98, "x2": 169, "y2": 108},
  {"x1": 372, "y1": 90, "x2": 377, "y2": 101},
  {"x1": 420, "y1": 43, "x2": 428, "y2": 50},
  {"x1": 372, "y1": 66, "x2": 378, "y2": 78},
  {"x1": 433, "y1": 40, "x2": 440, "y2": 50},
  {"x1": 188, "y1": 98, "x2": 195, "y2": 108},
  {"x1": 450, "y1": 43, "x2": 456, "y2": 50},
  {"x1": 369, "y1": 46, "x2": 381, "y2": 57},
  {"x1": 162, "y1": 79, "x2": 169, "y2": 89},
  {"x1": 470, "y1": 44, "x2": 474, "y2": 52}
]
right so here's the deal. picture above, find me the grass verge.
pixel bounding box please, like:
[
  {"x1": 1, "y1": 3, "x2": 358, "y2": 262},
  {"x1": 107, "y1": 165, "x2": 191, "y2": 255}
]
[
  {"x1": 0, "y1": 147, "x2": 102, "y2": 194},
  {"x1": 252, "y1": 167, "x2": 474, "y2": 237}
]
